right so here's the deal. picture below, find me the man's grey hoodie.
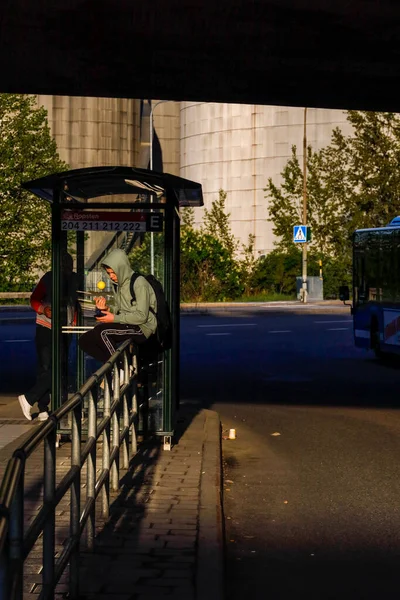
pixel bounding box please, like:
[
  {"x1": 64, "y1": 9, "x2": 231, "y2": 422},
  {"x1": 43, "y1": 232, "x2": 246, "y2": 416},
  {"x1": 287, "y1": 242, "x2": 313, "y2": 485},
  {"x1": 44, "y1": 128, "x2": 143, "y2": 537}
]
[{"x1": 101, "y1": 249, "x2": 157, "y2": 338}]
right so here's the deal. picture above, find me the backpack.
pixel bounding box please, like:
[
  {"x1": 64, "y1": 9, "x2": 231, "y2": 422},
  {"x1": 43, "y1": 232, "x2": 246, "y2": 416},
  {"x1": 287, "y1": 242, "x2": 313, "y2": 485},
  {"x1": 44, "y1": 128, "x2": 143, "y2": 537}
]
[{"x1": 130, "y1": 272, "x2": 173, "y2": 351}]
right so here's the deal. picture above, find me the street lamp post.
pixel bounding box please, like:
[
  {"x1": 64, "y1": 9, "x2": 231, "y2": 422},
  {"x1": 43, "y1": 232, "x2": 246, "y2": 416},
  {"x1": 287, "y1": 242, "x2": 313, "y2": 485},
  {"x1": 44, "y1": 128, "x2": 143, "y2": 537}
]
[
  {"x1": 149, "y1": 100, "x2": 169, "y2": 274},
  {"x1": 302, "y1": 107, "x2": 308, "y2": 303}
]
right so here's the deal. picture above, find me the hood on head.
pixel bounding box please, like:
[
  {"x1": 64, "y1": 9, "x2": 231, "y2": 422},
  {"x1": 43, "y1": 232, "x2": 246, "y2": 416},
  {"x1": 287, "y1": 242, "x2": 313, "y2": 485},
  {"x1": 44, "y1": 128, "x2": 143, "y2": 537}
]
[{"x1": 101, "y1": 249, "x2": 132, "y2": 286}]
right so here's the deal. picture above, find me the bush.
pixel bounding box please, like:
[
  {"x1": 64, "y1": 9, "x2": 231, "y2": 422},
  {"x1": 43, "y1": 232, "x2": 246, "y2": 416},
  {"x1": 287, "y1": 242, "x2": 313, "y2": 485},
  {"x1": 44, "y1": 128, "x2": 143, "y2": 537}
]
[
  {"x1": 308, "y1": 252, "x2": 352, "y2": 298},
  {"x1": 180, "y1": 228, "x2": 243, "y2": 301},
  {"x1": 250, "y1": 248, "x2": 302, "y2": 295},
  {"x1": 250, "y1": 248, "x2": 352, "y2": 299}
]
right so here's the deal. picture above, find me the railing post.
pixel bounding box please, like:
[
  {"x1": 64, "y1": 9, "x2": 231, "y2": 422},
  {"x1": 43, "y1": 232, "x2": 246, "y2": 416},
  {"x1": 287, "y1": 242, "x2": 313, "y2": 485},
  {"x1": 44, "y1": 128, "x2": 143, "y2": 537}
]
[
  {"x1": 69, "y1": 400, "x2": 82, "y2": 599},
  {"x1": 0, "y1": 544, "x2": 9, "y2": 600},
  {"x1": 121, "y1": 352, "x2": 129, "y2": 470},
  {"x1": 8, "y1": 463, "x2": 24, "y2": 600},
  {"x1": 43, "y1": 426, "x2": 56, "y2": 600},
  {"x1": 86, "y1": 390, "x2": 97, "y2": 551},
  {"x1": 131, "y1": 354, "x2": 138, "y2": 455},
  {"x1": 111, "y1": 365, "x2": 120, "y2": 492},
  {"x1": 102, "y1": 377, "x2": 111, "y2": 520},
  {"x1": 0, "y1": 338, "x2": 139, "y2": 600}
]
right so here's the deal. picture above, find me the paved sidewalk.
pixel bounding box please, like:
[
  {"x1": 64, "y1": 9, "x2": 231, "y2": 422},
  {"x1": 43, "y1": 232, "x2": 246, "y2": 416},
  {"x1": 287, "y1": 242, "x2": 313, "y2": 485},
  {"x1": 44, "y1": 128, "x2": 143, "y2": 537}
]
[
  {"x1": 0, "y1": 395, "x2": 37, "y2": 459},
  {"x1": 78, "y1": 407, "x2": 224, "y2": 600},
  {"x1": 0, "y1": 403, "x2": 224, "y2": 600}
]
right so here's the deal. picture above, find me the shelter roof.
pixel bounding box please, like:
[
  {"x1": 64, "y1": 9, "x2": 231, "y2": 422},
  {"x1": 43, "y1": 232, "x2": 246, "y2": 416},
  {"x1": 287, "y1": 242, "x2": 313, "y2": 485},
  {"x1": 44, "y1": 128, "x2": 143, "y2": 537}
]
[{"x1": 22, "y1": 167, "x2": 203, "y2": 206}]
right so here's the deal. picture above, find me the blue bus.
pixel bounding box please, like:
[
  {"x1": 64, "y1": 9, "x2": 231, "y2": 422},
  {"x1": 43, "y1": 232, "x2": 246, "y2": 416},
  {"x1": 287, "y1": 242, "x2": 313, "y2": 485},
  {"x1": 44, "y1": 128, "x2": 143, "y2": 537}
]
[{"x1": 351, "y1": 217, "x2": 400, "y2": 357}]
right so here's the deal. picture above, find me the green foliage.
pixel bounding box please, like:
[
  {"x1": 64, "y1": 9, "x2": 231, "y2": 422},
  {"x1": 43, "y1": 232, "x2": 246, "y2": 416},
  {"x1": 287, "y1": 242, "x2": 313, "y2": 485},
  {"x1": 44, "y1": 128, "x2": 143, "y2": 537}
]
[
  {"x1": 264, "y1": 110, "x2": 400, "y2": 298},
  {"x1": 236, "y1": 292, "x2": 295, "y2": 302},
  {"x1": 266, "y1": 111, "x2": 400, "y2": 260},
  {"x1": 179, "y1": 189, "x2": 245, "y2": 301},
  {"x1": 345, "y1": 111, "x2": 400, "y2": 228},
  {"x1": 239, "y1": 234, "x2": 257, "y2": 296},
  {"x1": 0, "y1": 94, "x2": 67, "y2": 290},
  {"x1": 307, "y1": 251, "x2": 352, "y2": 299},
  {"x1": 265, "y1": 140, "x2": 351, "y2": 258},
  {"x1": 180, "y1": 206, "x2": 195, "y2": 229},
  {"x1": 266, "y1": 147, "x2": 304, "y2": 251},
  {"x1": 250, "y1": 249, "x2": 351, "y2": 299},
  {"x1": 203, "y1": 189, "x2": 238, "y2": 255},
  {"x1": 180, "y1": 227, "x2": 243, "y2": 301},
  {"x1": 251, "y1": 248, "x2": 302, "y2": 295},
  {"x1": 128, "y1": 233, "x2": 164, "y2": 281}
]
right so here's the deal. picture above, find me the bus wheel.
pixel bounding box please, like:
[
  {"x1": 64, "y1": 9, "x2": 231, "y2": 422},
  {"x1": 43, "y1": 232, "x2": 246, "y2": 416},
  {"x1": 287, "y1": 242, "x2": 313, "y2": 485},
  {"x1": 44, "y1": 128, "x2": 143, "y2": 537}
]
[{"x1": 371, "y1": 321, "x2": 384, "y2": 358}]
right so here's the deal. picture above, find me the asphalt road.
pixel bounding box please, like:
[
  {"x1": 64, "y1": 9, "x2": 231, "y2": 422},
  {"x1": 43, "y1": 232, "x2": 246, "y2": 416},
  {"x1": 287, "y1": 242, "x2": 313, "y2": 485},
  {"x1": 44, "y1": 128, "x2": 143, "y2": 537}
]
[
  {"x1": 0, "y1": 306, "x2": 36, "y2": 393},
  {"x1": 180, "y1": 309, "x2": 400, "y2": 600},
  {"x1": 4, "y1": 306, "x2": 400, "y2": 598}
]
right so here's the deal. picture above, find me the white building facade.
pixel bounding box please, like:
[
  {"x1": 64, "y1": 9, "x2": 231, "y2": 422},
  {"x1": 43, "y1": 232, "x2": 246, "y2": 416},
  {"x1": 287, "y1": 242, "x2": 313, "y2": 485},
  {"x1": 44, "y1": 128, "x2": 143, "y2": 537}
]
[
  {"x1": 180, "y1": 102, "x2": 353, "y2": 256},
  {"x1": 37, "y1": 96, "x2": 353, "y2": 256}
]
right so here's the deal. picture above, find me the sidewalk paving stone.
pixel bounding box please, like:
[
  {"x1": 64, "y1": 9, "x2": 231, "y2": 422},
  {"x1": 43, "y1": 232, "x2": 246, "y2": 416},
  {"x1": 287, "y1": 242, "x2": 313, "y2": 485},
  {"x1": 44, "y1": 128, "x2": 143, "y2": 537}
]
[{"x1": 0, "y1": 405, "x2": 224, "y2": 600}]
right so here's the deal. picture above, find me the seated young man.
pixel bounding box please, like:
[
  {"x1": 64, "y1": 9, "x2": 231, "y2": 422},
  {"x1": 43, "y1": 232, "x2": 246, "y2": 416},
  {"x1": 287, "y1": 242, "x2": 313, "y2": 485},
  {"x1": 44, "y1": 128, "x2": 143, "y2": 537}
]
[{"x1": 78, "y1": 248, "x2": 157, "y2": 363}]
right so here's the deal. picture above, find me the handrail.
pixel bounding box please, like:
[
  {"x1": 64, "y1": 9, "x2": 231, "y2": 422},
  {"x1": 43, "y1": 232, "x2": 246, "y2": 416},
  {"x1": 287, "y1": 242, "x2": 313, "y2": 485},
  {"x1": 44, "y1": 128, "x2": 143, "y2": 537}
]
[{"x1": 0, "y1": 339, "x2": 142, "y2": 600}]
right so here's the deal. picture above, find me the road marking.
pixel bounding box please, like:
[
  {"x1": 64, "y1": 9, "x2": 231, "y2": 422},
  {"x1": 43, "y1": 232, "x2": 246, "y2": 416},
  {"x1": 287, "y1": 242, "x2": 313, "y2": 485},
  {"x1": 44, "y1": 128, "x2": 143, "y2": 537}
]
[
  {"x1": 327, "y1": 327, "x2": 349, "y2": 331},
  {"x1": 206, "y1": 333, "x2": 232, "y2": 336},
  {"x1": 269, "y1": 330, "x2": 292, "y2": 333},
  {"x1": 198, "y1": 324, "x2": 256, "y2": 328},
  {"x1": 314, "y1": 320, "x2": 352, "y2": 324},
  {"x1": 2, "y1": 339, "x2": 31, "y2": 343}
]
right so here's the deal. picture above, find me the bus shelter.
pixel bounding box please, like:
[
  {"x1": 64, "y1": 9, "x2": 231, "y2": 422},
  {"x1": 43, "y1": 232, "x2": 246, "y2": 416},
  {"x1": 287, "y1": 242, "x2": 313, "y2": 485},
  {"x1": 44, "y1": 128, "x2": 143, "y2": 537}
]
[{"x1": 22, "y1": 166, "x2": 203, "y2": 444}]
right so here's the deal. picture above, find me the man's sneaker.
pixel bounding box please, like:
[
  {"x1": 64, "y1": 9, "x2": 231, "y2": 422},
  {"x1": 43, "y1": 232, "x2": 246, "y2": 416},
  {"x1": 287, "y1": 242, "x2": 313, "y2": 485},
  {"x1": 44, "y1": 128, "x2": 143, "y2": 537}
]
[
  {"x1": 18, "y1": 395, "x2": 32, "y2": 421},
  {"x1": 38, "y1": 411, "x2": 49, "y2": 422}
]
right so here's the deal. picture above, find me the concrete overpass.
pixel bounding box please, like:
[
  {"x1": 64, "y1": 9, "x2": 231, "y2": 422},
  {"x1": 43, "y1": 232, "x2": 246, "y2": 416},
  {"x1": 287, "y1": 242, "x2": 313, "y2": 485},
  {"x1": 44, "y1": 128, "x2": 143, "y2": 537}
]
[{"x1": 1, "y1": 1, "x2": 399, "y2": 111}]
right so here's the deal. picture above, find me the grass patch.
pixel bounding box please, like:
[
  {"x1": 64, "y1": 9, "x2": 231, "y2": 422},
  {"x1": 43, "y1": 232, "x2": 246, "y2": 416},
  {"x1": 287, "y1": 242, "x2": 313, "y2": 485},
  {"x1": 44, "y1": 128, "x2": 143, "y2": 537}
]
[{"x1": 234, "y1": 292, "x2": 296, "y2": 303}]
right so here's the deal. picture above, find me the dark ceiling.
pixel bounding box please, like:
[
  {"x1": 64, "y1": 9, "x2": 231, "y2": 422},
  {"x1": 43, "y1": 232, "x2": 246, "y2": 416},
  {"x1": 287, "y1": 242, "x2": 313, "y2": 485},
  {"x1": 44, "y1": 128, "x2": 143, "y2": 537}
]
[{"x1": 1, "y1": 0, "x2": 400, "y2": 111}]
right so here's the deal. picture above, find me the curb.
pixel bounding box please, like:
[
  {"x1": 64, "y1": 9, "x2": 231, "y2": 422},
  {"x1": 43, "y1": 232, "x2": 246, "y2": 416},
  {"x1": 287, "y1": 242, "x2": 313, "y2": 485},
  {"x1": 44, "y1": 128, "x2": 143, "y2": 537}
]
[
  {"x1": 197, "y1": 410, "x2": 225, "y2": 600},
  {"x1": 181, "y1": 302, "x2": 350, "y2": 315}
]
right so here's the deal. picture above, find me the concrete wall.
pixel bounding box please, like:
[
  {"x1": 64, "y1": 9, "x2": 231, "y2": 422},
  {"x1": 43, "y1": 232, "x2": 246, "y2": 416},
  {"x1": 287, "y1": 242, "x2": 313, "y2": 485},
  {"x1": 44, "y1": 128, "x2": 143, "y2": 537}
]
[
  {"x1": 36, "y1": 95, "x2": 143, "y2": 263},
  {"x1": 36, "y1": 95, "x2": 139, "y2": 168},
  {"x1": 36, "y1": 95, "x2": 354, "y2": 257},
  {"x1": 151, "y1": 101, "x2": 180, "y2": 177},
  {"x1": 180, "y1": 102, "x2": 353, "y2": 256}
]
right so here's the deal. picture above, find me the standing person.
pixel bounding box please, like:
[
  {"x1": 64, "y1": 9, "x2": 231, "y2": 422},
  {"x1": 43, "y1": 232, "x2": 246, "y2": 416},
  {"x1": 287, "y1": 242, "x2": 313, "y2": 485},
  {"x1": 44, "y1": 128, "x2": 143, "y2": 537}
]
[
  {"x1": 78, "y1": 248, "x2": 157, "y2": 363},
  {"x1": 18, "y1": 253, "x2": 78, "y2": 422}
]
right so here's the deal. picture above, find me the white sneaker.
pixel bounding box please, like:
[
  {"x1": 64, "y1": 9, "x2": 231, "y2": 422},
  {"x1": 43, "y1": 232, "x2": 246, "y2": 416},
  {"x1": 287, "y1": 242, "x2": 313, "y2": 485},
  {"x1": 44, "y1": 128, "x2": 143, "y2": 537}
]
[
  {"x1": 38, "y1": 412, "x2": 49, "y2": 422},
  {"x1": 18, "y1": 395, "x2": 32, "y2": 421}
]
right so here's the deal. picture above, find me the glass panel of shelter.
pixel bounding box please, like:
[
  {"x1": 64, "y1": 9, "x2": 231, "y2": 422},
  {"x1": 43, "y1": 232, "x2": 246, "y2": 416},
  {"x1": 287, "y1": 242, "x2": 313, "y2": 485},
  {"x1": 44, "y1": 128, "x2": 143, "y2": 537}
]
[{"x1": 60, "y1": 201, "x2": 166, "y2": 434}]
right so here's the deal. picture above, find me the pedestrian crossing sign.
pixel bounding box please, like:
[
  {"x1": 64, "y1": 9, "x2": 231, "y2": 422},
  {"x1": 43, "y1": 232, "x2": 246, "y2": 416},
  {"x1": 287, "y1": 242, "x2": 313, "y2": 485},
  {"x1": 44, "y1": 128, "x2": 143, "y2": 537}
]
[{"x1": 293, "y1": 225, "x2": 311, "y2": 243}]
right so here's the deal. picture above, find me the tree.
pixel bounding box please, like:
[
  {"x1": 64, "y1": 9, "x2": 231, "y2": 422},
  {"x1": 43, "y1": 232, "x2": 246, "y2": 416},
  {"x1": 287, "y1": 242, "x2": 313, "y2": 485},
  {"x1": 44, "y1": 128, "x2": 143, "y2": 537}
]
[
  {"x1": 265, "y1": 111, "x2": 400, "y2": 263},
  {"x1": 266, "y1": 146, "x2": 304, "y2": 251},
  {"x1": 203, "y1": 189, "x2": 238, "y2": 256},
  {"x1": 265, "y1": 141, "x2": 351, "y2": 259},
  {"x1": 345, "y1": 110, "x2": 400, "y2": 229},
  {"x1": 251, "y1": 248, "x2": 302, "y2": 295},
  {"x1": 239, "y1": 234, "x2": 256, "y2": 296},
  {"x1": 0, "y1": 94, "x2": 67, "y2": 290},
  {"x1": 180, "y1": 227, "x2": 243, "y2": 301},
  {"x1": 179, "y1": 189, "x2": 245, "y2": 301},
  {"x1": 180, "y1": 206, "x2": 195, "y2": 229}
]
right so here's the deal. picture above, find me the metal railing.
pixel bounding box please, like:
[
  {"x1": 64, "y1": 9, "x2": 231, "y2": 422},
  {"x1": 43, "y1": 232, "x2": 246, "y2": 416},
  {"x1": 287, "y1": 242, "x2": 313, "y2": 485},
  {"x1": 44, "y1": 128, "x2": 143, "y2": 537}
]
[{"x1": 0, "y1": 339, "x2": 142, "y2": 600}]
